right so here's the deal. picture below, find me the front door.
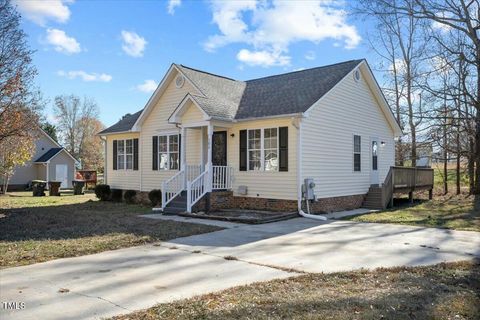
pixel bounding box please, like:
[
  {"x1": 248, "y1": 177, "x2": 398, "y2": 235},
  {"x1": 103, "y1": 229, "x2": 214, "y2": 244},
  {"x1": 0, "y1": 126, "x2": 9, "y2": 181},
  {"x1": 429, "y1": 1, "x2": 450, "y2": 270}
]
[
  {"x1": 212, "y1": 131, "x2": 227, "y2": 188},
  {"x1": 55, "y1": 164, "x2": 68, "y2": 188},
  {"x1": 370, "y1": 138, "x2": 379, "y2": 185},
  {"x1": 212, "y1": 131, "x2": 227, "y2": 166}
]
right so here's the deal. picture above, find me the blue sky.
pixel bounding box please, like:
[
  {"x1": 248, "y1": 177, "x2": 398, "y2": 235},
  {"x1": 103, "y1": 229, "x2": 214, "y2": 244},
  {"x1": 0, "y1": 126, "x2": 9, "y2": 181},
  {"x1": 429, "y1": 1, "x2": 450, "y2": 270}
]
[{"x1": 14, "y1": 0, "x2": 377, "y2": 127}]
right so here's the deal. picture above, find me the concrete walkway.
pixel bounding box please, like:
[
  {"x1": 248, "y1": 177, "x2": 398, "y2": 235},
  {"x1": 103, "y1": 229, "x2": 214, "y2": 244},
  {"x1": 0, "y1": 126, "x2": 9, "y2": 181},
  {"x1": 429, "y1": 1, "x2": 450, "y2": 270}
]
[{"x1": 1, "y1": 217, "x2": 479, "y2": 320}]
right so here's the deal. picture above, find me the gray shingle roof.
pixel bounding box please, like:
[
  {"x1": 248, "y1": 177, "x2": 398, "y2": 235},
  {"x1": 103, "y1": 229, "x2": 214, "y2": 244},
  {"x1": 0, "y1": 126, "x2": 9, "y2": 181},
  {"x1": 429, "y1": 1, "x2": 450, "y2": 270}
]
[
  {"x1": 177, "y1": 65, "x2": 246, "y2": 120},
  {"x1": 98, "y1": 109, "x2": 143, "y2": 134},
  {"x1": 34, "y1": 148, "x2": 63, "y2": 162},
  {"x1": 100, "y1": 59, "x2": 363, "y2": 134},
  {"x1": 236, "y1": 60, "x2": 363, "y2": 119}
]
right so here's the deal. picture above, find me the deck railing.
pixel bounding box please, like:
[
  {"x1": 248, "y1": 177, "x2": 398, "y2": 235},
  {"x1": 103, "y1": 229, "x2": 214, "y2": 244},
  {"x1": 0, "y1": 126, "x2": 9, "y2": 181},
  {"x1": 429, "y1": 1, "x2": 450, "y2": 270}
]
[{"x1": 391, "y1": 166, "x2": 434, "y2": 190}]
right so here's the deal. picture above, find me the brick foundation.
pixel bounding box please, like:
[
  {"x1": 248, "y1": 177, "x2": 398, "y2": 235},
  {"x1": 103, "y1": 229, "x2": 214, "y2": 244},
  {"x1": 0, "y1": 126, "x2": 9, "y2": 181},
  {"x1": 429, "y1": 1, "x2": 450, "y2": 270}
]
[
  {"x1": 112, "y1": 188, "x2": 365, "y2": 213},
  {"x1": 304, "y1": 194, "x2": 365, "y2": 214},
  {"x1": 209, "y1": 191, "x2": 365, "y2": 213}
]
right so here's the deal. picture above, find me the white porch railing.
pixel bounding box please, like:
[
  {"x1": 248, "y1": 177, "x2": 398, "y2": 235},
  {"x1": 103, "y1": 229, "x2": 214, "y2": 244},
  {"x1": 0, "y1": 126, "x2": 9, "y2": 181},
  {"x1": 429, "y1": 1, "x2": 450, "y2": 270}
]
[
  {"x1": 161, "y1": 169, "x2": 185, "y2": 210},
  {"x1": 212, "y1": 165, "x2": 233, "y2": 190},
  {"x1": 186, "y1": 164, "x2": 202, "y2": 182},
  {"x1": 187, "y1": 168, "x2": 209, "y2": 213}
]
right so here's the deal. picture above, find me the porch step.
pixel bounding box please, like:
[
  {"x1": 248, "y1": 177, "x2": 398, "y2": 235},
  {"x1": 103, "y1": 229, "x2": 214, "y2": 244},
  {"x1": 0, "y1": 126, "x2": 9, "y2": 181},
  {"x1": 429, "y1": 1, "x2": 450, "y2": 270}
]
[
  {"x1": 164, "y1": 191, "x2": 187, "y2": 214},
  {"x1": 362, "y1": 185, "x2": 385, "y2": 210},
  {"x1": 163, "y1": 206, "x2": 187, "y2": 214}
]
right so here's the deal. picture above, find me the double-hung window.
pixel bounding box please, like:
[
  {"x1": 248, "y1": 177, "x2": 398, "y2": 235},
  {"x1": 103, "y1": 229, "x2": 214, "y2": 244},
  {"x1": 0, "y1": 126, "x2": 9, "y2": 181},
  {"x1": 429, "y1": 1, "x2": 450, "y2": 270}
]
[
  {"x1": 247, "y1": 128, "x2": 278, "y2": 171},
  {"x1": 117, "y1": 139, "x2": 133, "y2": 170},
  {"x1": 158, "y1": 134, "x2": 179, "y2": 170},
  {"x1": 353, "y1": 135, "x2": 361, "y2": 172}
]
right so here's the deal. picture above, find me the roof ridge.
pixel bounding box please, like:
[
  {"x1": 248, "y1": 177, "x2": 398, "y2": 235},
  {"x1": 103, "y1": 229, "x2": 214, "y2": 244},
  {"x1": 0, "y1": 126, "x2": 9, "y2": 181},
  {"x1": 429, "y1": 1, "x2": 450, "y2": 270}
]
[
  {"x1": 178, "y1": 64, "x2": 239, "y2": 82},
  {"x1": 246, "y1": 59, "x2": 364, "y2": 83}
]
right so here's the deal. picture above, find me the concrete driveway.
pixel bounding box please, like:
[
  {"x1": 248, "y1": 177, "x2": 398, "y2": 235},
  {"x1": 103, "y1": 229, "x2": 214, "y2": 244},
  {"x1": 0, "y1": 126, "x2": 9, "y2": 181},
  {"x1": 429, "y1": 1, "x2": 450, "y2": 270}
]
[{"x1": 1, "y1": 217, "x2": 479, "y2": 320}]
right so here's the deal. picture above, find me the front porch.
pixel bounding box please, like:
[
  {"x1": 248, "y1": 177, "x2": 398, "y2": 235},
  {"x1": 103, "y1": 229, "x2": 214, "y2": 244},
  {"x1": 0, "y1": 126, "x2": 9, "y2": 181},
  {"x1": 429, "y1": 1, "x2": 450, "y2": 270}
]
[{"x1": 161, "y1": 122, "x2": 234, "y2": 213}]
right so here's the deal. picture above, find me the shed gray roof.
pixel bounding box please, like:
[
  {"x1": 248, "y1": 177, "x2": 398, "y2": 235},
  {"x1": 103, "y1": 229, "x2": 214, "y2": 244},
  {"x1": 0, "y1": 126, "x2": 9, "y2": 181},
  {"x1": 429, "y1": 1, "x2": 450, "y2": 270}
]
[
  {"x1": 34, "y1": 148, "x2": 63, "y2": 162},
  {"x1": 100, "y1": 59, "x2": 363, "y2": 134}
]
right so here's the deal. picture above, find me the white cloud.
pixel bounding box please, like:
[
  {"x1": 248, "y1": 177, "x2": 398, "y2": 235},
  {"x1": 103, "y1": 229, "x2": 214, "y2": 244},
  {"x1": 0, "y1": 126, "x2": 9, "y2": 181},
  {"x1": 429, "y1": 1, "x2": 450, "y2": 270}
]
[
  {"x1": 205, "y1": 0, "x2": 361, "y2": 67},
  {"x1": 57, "y1": 70, "x2": 112, "y2": 82},
  {"x1": 121, "y1": 30, "x2": 147, "y2": 57},
  {"x1": 304, "y1": 50, "x2": 316, "y2": 60},
  {"x1": 136, "y1": 79, "x2": 158, "y2": 93},
  {"x1": 167, "y1": 0, "x2": 181, "y2": 15},
  {"x1": 13, "y1": 0, "x2": 72, "y2": 26},
  {"x1": 237, "y1": 49, "x2": 290, "y2": 67},
  {"x1": 45, "y1": 28, "x2": 81, "y2": 54}
]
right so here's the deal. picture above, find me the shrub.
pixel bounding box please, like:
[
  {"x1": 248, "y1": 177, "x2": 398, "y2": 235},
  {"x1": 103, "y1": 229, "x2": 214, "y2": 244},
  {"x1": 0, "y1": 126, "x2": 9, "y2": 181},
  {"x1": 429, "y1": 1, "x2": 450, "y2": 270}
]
[
  {"x1": 148, "y1": 189, "x2": 162, "y2": 206},
  {"x1": 124, "y1": 190, "x2": 137, "y2": 204},
  {"x1": 111, "y1": 189, "x2": 123, "y2": 202},
  {"x1": 94, "y1": 184, "x2": 111, "y2": 201}
]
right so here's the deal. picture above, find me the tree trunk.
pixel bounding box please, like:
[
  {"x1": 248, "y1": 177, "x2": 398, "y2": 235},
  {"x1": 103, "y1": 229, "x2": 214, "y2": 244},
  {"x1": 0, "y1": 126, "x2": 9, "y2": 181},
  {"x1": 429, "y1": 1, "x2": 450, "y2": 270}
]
[
  {"x1": 469, "y1": 139, "x2": 475, "y2": 194},
  {"x1": 456, "y1": 128, "x2": 461, "y2": 195}
]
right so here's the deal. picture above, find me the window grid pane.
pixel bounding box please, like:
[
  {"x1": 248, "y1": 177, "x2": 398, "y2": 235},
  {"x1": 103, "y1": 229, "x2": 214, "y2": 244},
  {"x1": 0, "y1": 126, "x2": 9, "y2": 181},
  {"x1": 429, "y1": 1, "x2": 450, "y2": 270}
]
[
  {"x1": 126, "y1": 154, "x2": 133, "y2": 169},
  {"x1": 247, "y1": 129, "x2": 261, "y2": 171},
  {"x1": 159, "y1": 153, "x2": 168, "y2": 170},
  {"x1": 264, "y1": 128, "x2": 278, "y2": 171}
]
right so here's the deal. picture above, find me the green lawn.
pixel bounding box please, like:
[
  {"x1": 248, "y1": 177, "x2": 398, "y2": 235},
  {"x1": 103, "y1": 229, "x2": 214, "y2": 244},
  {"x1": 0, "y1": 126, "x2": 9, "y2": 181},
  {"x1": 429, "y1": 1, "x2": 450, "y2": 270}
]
[
  {"x1": 0, "y1": 192, "x2": 221, "y2": 268},
  {"x1": 345, "y1": 195, "x2": 480, "y2": 232},
  {"x1": 112, "y1": 261, "x2": 480, "y2": 320}
]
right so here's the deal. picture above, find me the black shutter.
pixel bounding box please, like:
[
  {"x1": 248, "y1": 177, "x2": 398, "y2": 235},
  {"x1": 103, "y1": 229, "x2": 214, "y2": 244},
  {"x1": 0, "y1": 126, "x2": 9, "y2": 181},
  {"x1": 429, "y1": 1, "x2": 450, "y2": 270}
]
[
  {"x1": 113, "y1": 140, "x2": 118, "y2": 170},
  {"x1": 133, "y1": 138, "x2": 139, "y2": 171},
  {"x1": 239, "y1": 130, "x2": 247, "y2": 171},
  {"x1": 178, "y1": 134, "x2": 181, "y2": 169},
  {"x1": 279, "y1": 127, "x2": 288, "y2": 171},
  {"x1": 152, "y1": 136, "x2": 158, "y2": 170}
]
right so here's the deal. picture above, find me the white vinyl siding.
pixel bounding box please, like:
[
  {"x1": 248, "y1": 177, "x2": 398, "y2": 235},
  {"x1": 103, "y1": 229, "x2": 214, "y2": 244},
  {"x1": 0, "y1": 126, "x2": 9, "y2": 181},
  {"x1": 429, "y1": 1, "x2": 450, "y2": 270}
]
[
  {"x1": 140, "y1": 70, "x2": 201, "y2": 191},
  {"x1": 106, "y1": 133, "x2": 140, "y2": 190},
  {"x1": 228, "y1": 118, "x2": 297, "y2": 200},
  {"x1": 302, "y1": 65, "x2": 395, "y2": 199}
]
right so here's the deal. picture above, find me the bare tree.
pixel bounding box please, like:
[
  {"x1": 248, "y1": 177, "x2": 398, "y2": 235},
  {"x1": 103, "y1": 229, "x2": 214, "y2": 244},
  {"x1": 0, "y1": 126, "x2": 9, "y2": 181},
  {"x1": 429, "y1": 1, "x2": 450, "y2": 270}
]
[
  {"x1": 0, "y1": 0, "x2": 43, "y2": 142},
  {"x1": 355, "y1": 0, "x2": 427, "y2": 166},
  {"x1": 371, "y1": 0, "x2": 480, "y2": 193},
  {"x1": 53, "y1": 95, "x2": 102, "y2": 166}
]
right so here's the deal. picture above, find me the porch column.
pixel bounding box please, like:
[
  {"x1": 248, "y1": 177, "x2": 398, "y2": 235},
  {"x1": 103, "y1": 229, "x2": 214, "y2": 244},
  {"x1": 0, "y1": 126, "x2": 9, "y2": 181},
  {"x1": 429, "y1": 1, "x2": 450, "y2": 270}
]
[
  {"x1": 181, "y1": 126, "x2": 186, "y2": 189},
  {"x1": 207, "y1": 124, "x2": 213, "y2": 192}
]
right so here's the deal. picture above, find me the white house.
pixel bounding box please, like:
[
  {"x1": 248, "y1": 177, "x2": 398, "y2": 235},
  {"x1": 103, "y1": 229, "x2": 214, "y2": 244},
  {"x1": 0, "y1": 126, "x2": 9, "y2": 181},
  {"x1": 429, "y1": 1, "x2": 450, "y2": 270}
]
[
  {"x1": 99, "y1": 59, "x2": 410, "y2": 213},
  {"x1": 8, "y1": 128, "x2": 77, "y2": 190}
]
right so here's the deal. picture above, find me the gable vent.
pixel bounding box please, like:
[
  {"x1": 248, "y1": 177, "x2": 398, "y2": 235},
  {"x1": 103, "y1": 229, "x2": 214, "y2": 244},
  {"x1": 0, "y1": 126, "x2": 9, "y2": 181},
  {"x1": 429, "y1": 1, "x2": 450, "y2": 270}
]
[
  {"x1": 353, "y1": 69, "x2": 361, "y2": 82},
  {"x1": 175, "y1": 74, "x2": 185, "y2": 88}
]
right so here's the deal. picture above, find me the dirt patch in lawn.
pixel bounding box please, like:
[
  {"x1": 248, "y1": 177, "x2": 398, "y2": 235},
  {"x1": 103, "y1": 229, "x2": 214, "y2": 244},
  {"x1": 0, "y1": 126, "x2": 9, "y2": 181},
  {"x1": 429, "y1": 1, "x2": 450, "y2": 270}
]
[
  {"x1": 179, "y1": 209, "x2": 298, "y2": 224},
  {"x1": 112, "y1": 260, "x2": 480, "y2": 320},
  {"x1": 0, "y1": 192, "x2": 222, "y2": 268}
]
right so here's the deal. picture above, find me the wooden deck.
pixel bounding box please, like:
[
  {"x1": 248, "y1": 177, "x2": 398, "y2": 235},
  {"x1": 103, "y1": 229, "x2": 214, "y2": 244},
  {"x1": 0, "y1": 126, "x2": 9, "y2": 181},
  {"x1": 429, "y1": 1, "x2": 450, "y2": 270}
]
[{"x1": 363, "y1": 166, "x2": 434, "y2": 210}]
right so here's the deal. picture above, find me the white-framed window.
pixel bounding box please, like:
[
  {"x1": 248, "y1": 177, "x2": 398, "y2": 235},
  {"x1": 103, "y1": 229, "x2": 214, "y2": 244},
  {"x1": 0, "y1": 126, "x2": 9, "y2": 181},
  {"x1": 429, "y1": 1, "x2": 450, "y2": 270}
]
[
  {"x1": 247, "y1": 128, "x2": 278, "y2": 171},
  {"x1": 117, "y1": 139, "x2": 133, "y2": 170},
  {"x1": 158, "y1": 134, "x2": 179, "y2": 170},
  {"x1": 353, "y1": 135, "x2": 361, "y2": 172}
]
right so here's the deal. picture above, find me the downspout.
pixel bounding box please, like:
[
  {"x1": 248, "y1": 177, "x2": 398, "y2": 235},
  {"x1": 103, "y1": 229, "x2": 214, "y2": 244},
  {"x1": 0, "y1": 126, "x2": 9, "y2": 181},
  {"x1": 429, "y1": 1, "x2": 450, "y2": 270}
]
[{"x1": 293, "y1": 117, "x2": 327, "y2": 221}]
